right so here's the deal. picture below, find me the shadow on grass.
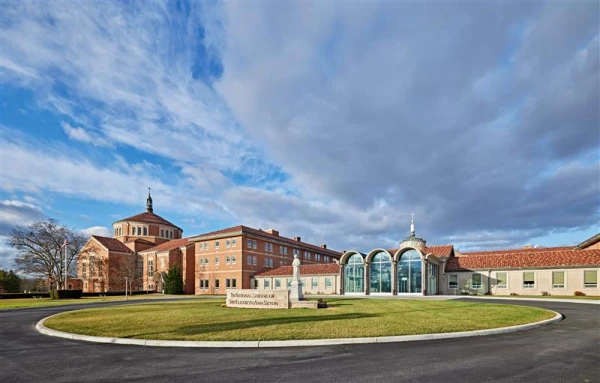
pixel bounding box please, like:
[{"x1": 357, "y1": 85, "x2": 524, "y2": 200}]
[
  {"x1": 121, "y1": 312, "x2": 379, "y2": 338},
  {"x1": 178, "y1": 312, "x2": 379, "y2": 336}
]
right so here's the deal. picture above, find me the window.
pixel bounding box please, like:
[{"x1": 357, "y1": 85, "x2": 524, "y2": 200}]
[
  {"x1": 247, "y1": 239, "x2": 252, "y2": 249},
  {"x1": 204, "y1": 243, "x2": 209, "y2": 250},
  {"x1": 215, "y1": 241, "x2": 220, "y2": 249},
  {"x1": 231, "y1": 279, "x2": 237, "y2": 288},
  {"x1": 232, "y1": 255, "x2": 237, "y2": 264},
  {"x1": 226, "y1": 278, "x2": 231, "y2": 288},
  {"x1": 584, "y1": 270, "x2": 597, "y2": 288},
  {"x1": 215, "y1": 279, "x2": 220, "y2": 289},
  {"x1": 275, "y1": 279, "x2": 281, "y2": 289},
  {"x1": 264, "y1": 257, "x2": 270, "y2": 266},
  {"x1": 293, "y1": 249, "x2": 299, "y2": 256},
  {"x1": 471, "y1": 274, "x2": 482, "y2": 289},
  {"x1": 200, "y1": 258, "x2": 205, "y2": 266},
  {"x1": 496, "y1": 272, "x2": 507, "y2": 288},
  {"x1": 143, "y1": 227, "x2": 147, "y2": 236},
  {"x1": 523, "y1": 272, "x2": 535, "y2": 288},
  {"x1": 247, "y1": 255, "x2": 252, "y2": 265},
  {"x1": 136, "y1": 227, "x2": 141, "y2": 235},
  {"x1": 264, "y1": 242, "x2": 269, "y2": 251},
  {"x1": 253, "y1": 256, "x2": 257, "y2": 266},
  {"x1": 448, "y1": 274, "x2": 458, "y2": 289},
  {"x1": 287, "y1": 278, "x2": 292, "y2": 288},
  {"x1": 325, "y1": 277, "x2": 332, "y2": 289},
  {"x1": 312, "y1": 277, "x2": 318, "y2": 289},
  {"x1": 170, "y1": 231, "x2": 173, "y2": 239},
  {"x1": 205, "y1": 280, "x2": 209, "y2": 289},
  {"x1": 204, "y1": 258, "x2": 209, "y2": 266},
  {"x1": 253, "y1": 240, "x2": 257, "y2": 249},
  {"x1": 215, "y1": 256, "x2": 220, "y2": 266},
  {"x1": 226, "y1": 239, "x2": 231, "y2": 248},
  {"x1": 315, "y1": 254, "x2": 321, "y2": 262},
  {"x1": 199, "y1": 280, "x2": 204, "y2": 289},
  {"x1": 226, "y1": 256, "x2": 231, "y2": 265},
  {"x1": 232, "y1": 239, "x2": 237, "y2": 247},
  {"x1": 552, "y1": 271, "x2": 565, "y2": 288},
  {"x1": 264, "y1": 279, "x2": 270, "y2": 289},
  {"x1": 147, "y1": 259, "x2": 154, "y2": 276},
  {"x1": 269, "y1": 258, "x2": 273, "y2": 267},
  {"x1": 304, "y1": 251, "x2": 310, "y2": 260},
  {"x1": 324, "y1": 256, "x2": 329, "y2": 263},
  {"x1": 82, "y1": 262, "x2": 87, "y2": 279}
]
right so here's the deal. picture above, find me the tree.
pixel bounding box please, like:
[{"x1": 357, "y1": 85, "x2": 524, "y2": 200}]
[
  {"x1": 111, "y1": 253, "x2": 143, "y2": 293},
  {"x1": 7, "y1": 219, "x2": 86, "y2": 289},
  {"x1": 0, "y1": 269, "x2": 21, "y2": 293},
  {"x1": 164, "y1": 264, "x2": 184, "y2": 294}
]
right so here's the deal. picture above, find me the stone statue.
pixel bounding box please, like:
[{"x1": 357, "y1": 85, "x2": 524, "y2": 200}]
[{"x1": 292, "y1": 253, "x2": 301, "y2": 281}]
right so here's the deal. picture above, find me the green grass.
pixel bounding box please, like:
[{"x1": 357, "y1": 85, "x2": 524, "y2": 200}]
[
  {"x1": 43, "y1": 298, "x2": 555, "y2": 341},
  {"x1": 0, "y1": 294, "x2": 205, "y2": 310},
  {"x1": 485, "y1": 295, "x2": 600, "y2": 300}
]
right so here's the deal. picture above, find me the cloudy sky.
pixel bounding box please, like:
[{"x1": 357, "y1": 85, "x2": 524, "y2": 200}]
[{"x1": 1, "y1": 1, "x2": 598, "y2": 268}]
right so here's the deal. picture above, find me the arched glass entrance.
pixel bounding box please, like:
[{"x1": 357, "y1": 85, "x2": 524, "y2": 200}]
[
  {"x1": 398, "y1": 250, "x2": 422, "y2": 293},
  {"x1": 344, "y1": 254, "x2": 365, "y2": 293},
  {"x1": 369, "y1": 251, "x2": 392, "y2": 293}
]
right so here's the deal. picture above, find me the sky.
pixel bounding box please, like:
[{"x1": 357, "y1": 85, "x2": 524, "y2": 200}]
[{"x1": 1, "y1": 1, "x2": 599, "y2": 269}]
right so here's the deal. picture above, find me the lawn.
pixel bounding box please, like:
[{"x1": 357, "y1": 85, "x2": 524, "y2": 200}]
[
  {"x1": 43, "y1": 298, "x2": 556, "y2": 341},
  {"x1": 0, "y1": 294, "x2": 207, "y2": 310}
]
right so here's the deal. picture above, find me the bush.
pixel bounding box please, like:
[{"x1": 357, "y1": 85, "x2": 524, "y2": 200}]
[
  {"x1": 317, "y1": 298, "x2": 328, "y2": 309},
  {"x1": 0, "y1": 292, "x2": 50, "y2": 299},
  {"x1": 574, "y1": 291, "x2": 586, "y2": 297},
  {"x1": 56, "y1": 289, "x2": 83, "y2": 299},
  {"x1": 541, "y1": 291, "x2": 550, "y2": 296},
  {"x1": 510, "y1": 293, "x2": 519, "y2": 296}
]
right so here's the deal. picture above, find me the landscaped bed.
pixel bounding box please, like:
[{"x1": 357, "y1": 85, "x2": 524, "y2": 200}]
[{"x1": 43, "y1": 298, "x2": 556, "y2": 341}]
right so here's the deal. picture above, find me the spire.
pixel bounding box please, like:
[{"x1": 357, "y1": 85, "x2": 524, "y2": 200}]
[
  {"x1": 146, "y1": 187, "x2": 153, "y2": 213},
  {"x1": 410, "y1": 213, "x2": 415, "y2": 236}
]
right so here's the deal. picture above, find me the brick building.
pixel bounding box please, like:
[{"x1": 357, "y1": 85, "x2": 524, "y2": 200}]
[{"x1": 189, "y1": 226, "x2": 342, "y2": 294}]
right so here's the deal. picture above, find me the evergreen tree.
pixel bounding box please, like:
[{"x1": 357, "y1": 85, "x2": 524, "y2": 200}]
[
  {"x1": 0, "y1": 269, "x2": 22, "y2": 293},
  {"x1": 164, "y1": 264, "x2": 184, "y2": 294}
]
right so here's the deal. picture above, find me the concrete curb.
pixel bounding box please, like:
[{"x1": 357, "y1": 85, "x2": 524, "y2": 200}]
[
  {"x1": 460, "y1": 296, "x2": 600, "y2": 305},
  {"x1": 36, "y1": 310, "x2": 563, "y2": 348}
]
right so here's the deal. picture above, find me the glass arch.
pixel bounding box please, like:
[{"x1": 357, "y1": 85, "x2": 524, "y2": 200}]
[
  {"x1": 398, "y1": 249, "x2": 422, "y2": 293},
  {"x1": 369, "y1": 251, "x2": 392, "y2": 293},
  {"x1": 344, "y1": 254, "x2": 364, "y2": 293}
]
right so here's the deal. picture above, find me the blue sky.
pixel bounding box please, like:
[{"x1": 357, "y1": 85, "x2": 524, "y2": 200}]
[{"x1": 1, "y1": 1, "x2": 599, "y2": 268}]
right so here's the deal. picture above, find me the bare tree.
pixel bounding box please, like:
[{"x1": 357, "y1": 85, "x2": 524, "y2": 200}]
[
  {"x1": 8, "y1": 219, "x2": 86, "y2": 289},
  {"x1": 111, "y1": 252, "x2": 143, "y2": 293}
]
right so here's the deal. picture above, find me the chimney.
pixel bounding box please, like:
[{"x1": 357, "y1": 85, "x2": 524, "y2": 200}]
[
  {"x1": 321, "y1": 244, "x2": 327, "y2": 249},
  {"x1": 266, "y1": 229, "x2": 279, "y2": 236},
  {"x1": 294, "y1": 236, "x2": 301, "y2": 242}
]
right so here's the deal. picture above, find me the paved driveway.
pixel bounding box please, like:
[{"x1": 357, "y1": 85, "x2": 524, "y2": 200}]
[{"x1": 1, "y1": 299, "x2": 598, "y2": 382}]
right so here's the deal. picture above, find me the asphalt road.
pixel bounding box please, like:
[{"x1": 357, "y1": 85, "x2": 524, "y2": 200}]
[{"x1": 1, "y1": 299, "x2": 599, "y2": 383}]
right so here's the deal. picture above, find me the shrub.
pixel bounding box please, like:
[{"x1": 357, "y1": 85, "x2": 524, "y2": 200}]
[
  {"x1": 541, "y1": 291, "x2": 550, "y2": 296},
  {"x1": 317, "y1": 298, "x2": 328, "y2": 309},
  {"x1": 574, "y1": 291, "x2": 586, "y2": 297},
  {"x1": 56, "y1": 289, "x2": 82, "y2": 299},
  {"x1": 510, "y1": 293, "x2": 519, "y2": 296}
]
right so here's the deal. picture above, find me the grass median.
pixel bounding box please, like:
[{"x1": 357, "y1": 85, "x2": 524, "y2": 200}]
[{"x1": 43, "y1": 298, "x2": 556, "y2": 341}]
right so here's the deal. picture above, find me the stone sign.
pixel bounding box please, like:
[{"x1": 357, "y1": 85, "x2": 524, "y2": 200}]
[{"x1": 226, "y1": 289, "x2": 289, "y2": 309}]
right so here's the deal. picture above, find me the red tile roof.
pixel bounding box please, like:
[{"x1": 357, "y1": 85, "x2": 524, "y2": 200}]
[
  {"x1": 139, "y1": 238, "x2": 190, "y2": 253},
  {"x1": 91, "y1": 235, "x2": 132, "y2": 253},
  {"x1": 254, "y1": 264, "x2": 340, "y2": 277},
  {"x1": 189, "y1": 225, "x2": 342, "y2": 257},
  {"x1": 458, "y1": 246, "x2": 574, "y2": 256},
  {"x1": 114, "y1": 211, "x2": 181, "y2": 230},
  {"x1": 385, "y1": 245, "x2": 454, "y2": 258},
  {"x1": 445, "y1": 249, "x2": 600, "y2": 271}
]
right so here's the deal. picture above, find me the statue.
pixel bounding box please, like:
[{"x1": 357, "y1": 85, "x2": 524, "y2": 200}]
[{"x1": 292, "y1": 253, "x2": 301, "y2": 281}]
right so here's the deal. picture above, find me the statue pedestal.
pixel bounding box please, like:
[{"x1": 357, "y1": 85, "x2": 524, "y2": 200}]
[{"x1": 289, "y1": 280, "x2": 304, "y2": 301}]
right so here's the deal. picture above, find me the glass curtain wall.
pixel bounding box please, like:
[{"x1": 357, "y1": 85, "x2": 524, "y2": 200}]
[
  {"x1": 427, "y1": 263, "x2": 438, "y2": 295},
  {"x1": 398, "y1": 250, "x2": 422, "y2": 293},
  {"x1": 344, "y1": 254, "x2": 365, "y2": 293},
  {"x1": 369, "y1": 252, "x2": 392, "y2": 293}
]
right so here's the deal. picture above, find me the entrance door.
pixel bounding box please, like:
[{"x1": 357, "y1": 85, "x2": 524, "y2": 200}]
[{"x1": 397, "y1": 250, "x2": 422, "y2": 294}]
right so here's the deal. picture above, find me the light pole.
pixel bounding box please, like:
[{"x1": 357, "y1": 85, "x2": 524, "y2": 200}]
[{"x1": 125, "y1": 277, "x2": 128, "y2": 300}]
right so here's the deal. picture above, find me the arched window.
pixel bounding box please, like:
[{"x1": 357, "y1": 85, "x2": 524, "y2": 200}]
[
  {"x1": 370, "y1": 251, "x2": 392, "y2": 293},
  {"x1": 161, "y1": 229, "x2": 164, "y2": 237},
  {"x1": 398, "y1": 249, "x2": 422, "y2": 293},
  {"x1": 344, "y1": 254, "x2": 364, "y2": 293},
  {"x1": 143, "y1": 227, "x2": 147, "y2": 236}
]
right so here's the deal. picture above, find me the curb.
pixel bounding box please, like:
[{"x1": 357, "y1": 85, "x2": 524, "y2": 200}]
[
  {"x1": 36, "y1": 310, "x2": 563, "y2": 348},
  {"x1": 460, "y1": 296, "x2": 600, "y2": 305}
]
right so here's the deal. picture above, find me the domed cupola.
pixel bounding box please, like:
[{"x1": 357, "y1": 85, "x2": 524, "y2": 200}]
[{"x1": 399, "y1": 214, "x2": 426, "y2": 250}]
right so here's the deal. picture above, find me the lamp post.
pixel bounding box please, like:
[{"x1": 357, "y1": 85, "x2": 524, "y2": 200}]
[{"x1": 125, "y1": 277, "x2": 128, "y2": 300}]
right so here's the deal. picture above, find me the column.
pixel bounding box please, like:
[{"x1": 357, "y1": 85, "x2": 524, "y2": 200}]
[
  {"x1": 339, "y1": 266, "x2": 345, "y2": 295},
  {"x1": 422, "y1": 260, "x2": 428, "y2": 296},
  {"x1": 392, "y1": 260, "x2": 398, "y2": 295},
  {"x1": 364, "y1": 262, "x2": 370, "y2": 295}
]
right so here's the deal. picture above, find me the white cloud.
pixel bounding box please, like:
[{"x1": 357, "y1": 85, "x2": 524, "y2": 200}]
[{"x1": 80, "y1": 226, "x2": 112, "y2": 238}]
